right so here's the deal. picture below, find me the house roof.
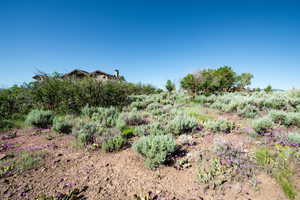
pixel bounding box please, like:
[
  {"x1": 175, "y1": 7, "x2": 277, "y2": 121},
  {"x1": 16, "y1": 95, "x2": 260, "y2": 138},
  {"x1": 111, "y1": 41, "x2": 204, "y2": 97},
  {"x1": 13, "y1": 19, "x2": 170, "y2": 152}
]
[
  {"x1": 62, "y1": 69, "x2": 90, "y2": 78},
  {"x1": 32, "y1": 74, "x2": 48, "y2": 80},
  {"x1": 90, "y1": 70, "x2": 115, "y2": 78},
  {"x1": 33, "y1": 69, "x2": 118, "y2": 80}
]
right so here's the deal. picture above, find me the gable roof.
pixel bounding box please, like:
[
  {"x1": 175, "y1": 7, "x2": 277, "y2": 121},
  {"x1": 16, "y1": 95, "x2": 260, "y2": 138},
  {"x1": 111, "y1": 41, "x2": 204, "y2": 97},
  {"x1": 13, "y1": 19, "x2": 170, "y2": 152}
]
[
  {"x1": 62, "y1": 69, "x2": 90, "y2": 78},
  {"x1": 90, "y1": 70, "x2": 115, "y2": 78},
  {"x1": 32, "y1": 74, "x2": 48, "y2": 80}
]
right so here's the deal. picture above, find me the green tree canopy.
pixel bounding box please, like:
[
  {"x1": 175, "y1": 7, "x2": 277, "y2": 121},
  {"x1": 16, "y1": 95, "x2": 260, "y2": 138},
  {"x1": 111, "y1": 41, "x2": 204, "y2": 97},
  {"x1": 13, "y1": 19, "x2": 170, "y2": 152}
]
[
  {"x1": 165, "y1": 80, "x2": 176, "y2": 92},
  {"x1": 180, "y1": 66, "x2": 253, "y2": 95}
]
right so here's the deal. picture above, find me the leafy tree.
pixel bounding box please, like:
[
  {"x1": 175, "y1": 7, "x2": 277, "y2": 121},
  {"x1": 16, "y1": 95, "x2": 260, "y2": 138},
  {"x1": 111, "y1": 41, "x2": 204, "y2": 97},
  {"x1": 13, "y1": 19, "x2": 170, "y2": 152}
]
[
  {"x1": 165, "y1": 80, "x2": 175, "y2": 92},
  {"x1": 236, "y1": 73, "x2": 253, "y2": 89},
  {"x1": 213, "y1": 66, "x2": 237, "y2": 91},
  {"x1": 180, "y1": 74, "x2": 199, "y2": 96},
  {"x1": 264, "y1": 85, "x2": 273, "y2": 93},
  {"x1": 181, "y1": 66, "x2": 253, "y2": 95}
]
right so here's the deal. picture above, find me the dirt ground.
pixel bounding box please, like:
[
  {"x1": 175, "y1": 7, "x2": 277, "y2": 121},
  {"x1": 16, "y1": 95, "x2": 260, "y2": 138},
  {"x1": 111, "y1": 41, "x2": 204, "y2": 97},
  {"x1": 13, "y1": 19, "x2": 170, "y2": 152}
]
[{"x1": 0, "y1": 127, "x2": 293, "y2": 200}]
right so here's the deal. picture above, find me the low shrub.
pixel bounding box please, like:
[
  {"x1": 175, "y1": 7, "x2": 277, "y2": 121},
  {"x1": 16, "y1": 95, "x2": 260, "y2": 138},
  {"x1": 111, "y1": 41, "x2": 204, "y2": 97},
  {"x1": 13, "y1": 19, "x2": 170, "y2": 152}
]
[
  {"x1": 237, "y1": 104, "x2": 258, "y2": 118},
  {"x1": 52, "y1": 116, "x2": 72, "y2": 134},
  {"x1": 178, "y1": 134, "x2": 194, "y2": 146},
  {"x1": 269, "y1": 111, "x2": 288, "y2": 125},
  {"x1": 81, "y1": 105, "x2": 97, "y2": 118},
  {"x1": 25, "y1": 109, "x2": 53, "y2": 128},
  {"x1": 102, "y1": 135, "x2": 126, "y2": 152},
  {"x1": 167, "y1": 114, "x2": 198, "y2": 135},
  {"x1": 203, "y1": 118, "x2": 235, "y2": 133},
  {"x1": 133, "y1": 135, "x2": 176, "y2": 168},
  {"x1": 147, "y1": 122, "x2": 166, "y2": 135},
  {"x1": 14, "y1": 152, "x2": 44, "y2": 172},
  {"x1": 120, "y1": 110, "x2": 147, "y2": 126},
  {"x1": 134, "y1": 125, "x2": 148, "y2": 136},
  {"x1": 285, "y1": 113, "x2": 300, "y2": 127},
  {"x1": 0, "y1": 119, "x2": 15, "y2": 131},
  {"x1": 72, "y1": 121, "x2": 98, "y2": 146},
  {"x1": 91, "y1": 107, "x2": 119, "y2": 127},
  {"x1": 252, "y1": 117, "x2": 274, "y2": 134},
  {"x1": 268, "y1": 111, "x2": 300, "y2": 127},
  {"x1": 120, "y1": 126, "x2": 135, "y2": 138},
  {"x1": 287, "y1": 133, "x2": 300, "y2": 145}
]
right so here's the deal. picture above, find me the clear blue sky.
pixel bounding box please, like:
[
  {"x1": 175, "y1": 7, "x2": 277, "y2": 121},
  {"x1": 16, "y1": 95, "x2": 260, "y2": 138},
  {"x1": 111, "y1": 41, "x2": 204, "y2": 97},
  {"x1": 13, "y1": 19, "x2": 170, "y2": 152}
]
[{"x1": 1, "y1": 0, "x2": 300, "y2": 89}]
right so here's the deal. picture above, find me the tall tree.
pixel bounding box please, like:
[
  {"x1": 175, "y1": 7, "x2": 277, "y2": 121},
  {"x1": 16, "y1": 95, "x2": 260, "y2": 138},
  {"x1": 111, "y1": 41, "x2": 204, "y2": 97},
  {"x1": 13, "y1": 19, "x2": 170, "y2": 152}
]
[{"x1": 165, "y1": 80, "x2": 175, "y2": 92}]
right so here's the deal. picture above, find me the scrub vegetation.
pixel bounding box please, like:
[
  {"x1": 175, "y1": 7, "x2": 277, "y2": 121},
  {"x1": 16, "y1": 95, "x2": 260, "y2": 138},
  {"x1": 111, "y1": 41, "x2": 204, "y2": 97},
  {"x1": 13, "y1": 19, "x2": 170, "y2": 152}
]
[{"x1": 1, "y1": 67, "x2": 300, "y2": 200}]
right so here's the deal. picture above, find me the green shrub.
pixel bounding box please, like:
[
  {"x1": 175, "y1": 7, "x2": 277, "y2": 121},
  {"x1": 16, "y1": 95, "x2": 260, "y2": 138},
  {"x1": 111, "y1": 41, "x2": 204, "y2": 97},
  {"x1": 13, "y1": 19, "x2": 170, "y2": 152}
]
[
  {"x1": 269, "y1": 111, "x2": 288, "y2": 125},
  {"x1": 237, "y1": 104, "x2": 258, "y2": 118},
  {"x1": 52, "y1": 116, "x2": 72, "y2": 134},
  {"x1": 31, "y1": 78, "x2": 130, "y2": 113},
  {"x1": 146, "y1": 102, "x2": 162, "y2": 111},
  {"x1": 285, "y1": 113, "x2": 300, "y2": 127},
  {"x1": 167, "y1": 114, "x2": 198, "y2": 135},
  {"x1": 0, "y1": 119, "x2": 15, "y2": 131},
  {"x1": 72, "y1": 121, "x2": 98, "y2": 146},
  {"x1": 147, "y1": 122, "x2": 166, "y2": 135},
  {"x1": 252, "y1": 117, "x2": 274, "y2": 134},
  {"x1": 26, "y1": 109, "x2": 53, "y2": 128},
  {"x1": 287, "y1": 133, "x2": 300, "y2": 145},
  {"x1": 91, "y1": 107, "x2": 119, "y2": 127},
  {"x1": 133, "y1": 135, "x2": 176, "y2": 168},
  {"x1": 120, "y1": 110, "x2": 147, "y2": 126},
  {"x1": 130, "y1": 101, "x2": 150, "y2": 110},
  {"x1": 178, "y1": 134, "x2": 194, "y2": 145},
  {"x1": 0, "y1": 85, "x2": 33, "y2": 120},
  {"x1": 120, "y1": 126, "x2": 135, "y2": 138},
  {"x1": 81, "y1": 105, "x2": 97, "y2": 117},
  {"x1": 296, "y1": 105, "x2": 300, "y2": 112},
  {"x1": 134, "y1": 125, "x2": 148, "y2": 136},
  {"x1": 203, "y1": 118, "x2": 235, "y2": 133},
  {"x1": 15, "y1": 152, "x2": 43, "y2": 172},
  {"x1": 102, "y1": 135, "x2": 126, "y2": 152}
]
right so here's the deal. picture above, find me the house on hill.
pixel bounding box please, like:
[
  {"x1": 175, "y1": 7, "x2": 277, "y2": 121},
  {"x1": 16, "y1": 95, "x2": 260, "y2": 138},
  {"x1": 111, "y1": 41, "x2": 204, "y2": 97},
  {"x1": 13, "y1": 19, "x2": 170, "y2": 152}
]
[{"x1": 33, "y1": 69, "x2": 122, "y2": 81}]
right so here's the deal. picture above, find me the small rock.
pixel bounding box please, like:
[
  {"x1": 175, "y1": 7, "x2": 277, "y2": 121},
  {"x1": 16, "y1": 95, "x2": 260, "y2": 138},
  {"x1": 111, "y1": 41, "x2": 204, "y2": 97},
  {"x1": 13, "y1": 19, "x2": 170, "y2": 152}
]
[
  {"x1": 2, "y1": 179, "x2": 9, "y2": 184},
  {"x1": 53, "y1": 159, "x2": 61, "y2": 164},
  {"x1": 0, "y1": 154, "x2": 7, "y2": 160},
  {"x1": 57, "y1": 153, "x2": 63, "y2": 157}
]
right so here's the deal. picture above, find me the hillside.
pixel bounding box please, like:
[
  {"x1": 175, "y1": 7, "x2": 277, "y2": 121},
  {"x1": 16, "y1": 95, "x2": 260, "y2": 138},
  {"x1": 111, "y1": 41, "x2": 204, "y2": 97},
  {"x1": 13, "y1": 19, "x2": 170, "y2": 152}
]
[{"x1": 1, "y1": 91, "x2": 300, "y2": 200}]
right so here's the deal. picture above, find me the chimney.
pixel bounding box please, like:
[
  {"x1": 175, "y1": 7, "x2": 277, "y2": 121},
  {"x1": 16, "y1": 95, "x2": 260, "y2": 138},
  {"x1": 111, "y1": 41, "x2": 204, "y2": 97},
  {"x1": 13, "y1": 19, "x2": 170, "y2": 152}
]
[{"x1": 114, "y1": 69, "x2": 120, "y2": 78}]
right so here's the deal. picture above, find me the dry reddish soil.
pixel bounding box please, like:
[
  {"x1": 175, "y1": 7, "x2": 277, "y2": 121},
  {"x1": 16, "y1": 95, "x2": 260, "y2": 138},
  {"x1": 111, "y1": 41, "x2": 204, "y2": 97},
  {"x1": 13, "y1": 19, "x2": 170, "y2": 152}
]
[{"x1": 0, "y1": 128, "x2": 294, "y2": 200}]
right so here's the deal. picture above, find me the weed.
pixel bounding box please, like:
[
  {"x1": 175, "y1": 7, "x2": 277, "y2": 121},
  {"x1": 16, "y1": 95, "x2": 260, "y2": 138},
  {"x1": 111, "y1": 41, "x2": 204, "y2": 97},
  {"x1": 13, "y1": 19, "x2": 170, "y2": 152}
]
[
  {"x1": 14, "y1": 152, "x2": 44, "y2": 172},
  {"x1": 255, "y1": 146, "x2": 297, "y2": 199},
  {"x1": 189, "y1": 112, "x2": 213, "y2": 122}
]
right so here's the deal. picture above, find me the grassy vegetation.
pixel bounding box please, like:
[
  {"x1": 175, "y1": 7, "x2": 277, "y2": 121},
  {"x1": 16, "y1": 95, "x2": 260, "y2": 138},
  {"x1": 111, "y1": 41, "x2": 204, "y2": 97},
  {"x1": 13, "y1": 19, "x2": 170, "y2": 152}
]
[
  {"x1": 255, "y1": 146, "x2": 297, "y2": 199},
  {"x1": 0, "y1": 152, "x2": 44, "y2": 178}
]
